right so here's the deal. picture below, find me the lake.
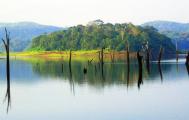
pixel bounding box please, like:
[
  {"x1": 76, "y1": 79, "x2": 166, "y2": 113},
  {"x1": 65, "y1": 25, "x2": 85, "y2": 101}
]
[{"x1": 0, "y1": 58, "x2": 188, "y2": 120}]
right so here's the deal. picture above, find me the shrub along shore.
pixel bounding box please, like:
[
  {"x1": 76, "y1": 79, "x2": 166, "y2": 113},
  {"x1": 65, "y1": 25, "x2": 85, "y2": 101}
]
[{"x1": 0, "y1": 50, "x2": 137, "y2": 61}]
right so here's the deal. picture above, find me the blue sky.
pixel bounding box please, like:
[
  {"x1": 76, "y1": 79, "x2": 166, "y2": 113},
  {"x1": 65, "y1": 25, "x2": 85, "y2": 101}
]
[{"x1": 0, "y1": 0, "x2": 188, "y2": 26}]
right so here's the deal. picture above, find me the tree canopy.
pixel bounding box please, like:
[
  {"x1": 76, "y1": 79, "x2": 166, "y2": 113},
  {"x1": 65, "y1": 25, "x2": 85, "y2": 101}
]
[{"x1": 28, "y1": 22, "x2": 175, "y2": 56}]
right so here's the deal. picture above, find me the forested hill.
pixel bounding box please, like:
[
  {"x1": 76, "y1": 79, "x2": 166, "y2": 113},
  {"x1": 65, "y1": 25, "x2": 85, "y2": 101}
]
[{"x1": 29, "y1": 21, "x2": 175, "y2": 56}]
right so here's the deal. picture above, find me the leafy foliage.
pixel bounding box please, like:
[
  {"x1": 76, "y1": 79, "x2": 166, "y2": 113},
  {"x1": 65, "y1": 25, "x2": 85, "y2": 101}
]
[{"x1": 29, "y1": 22, "x2": 175, "y2": 56}]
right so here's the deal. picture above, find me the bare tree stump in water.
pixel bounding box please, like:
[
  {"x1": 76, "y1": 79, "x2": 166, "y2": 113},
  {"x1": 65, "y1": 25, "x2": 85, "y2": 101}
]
[
  {"x1": 157, "y1": 47, "x2": 164, "y2": 82},
  {"x1": 83, "y1": 67, "x2": 87, "y2": 74},
  {"x1": 2, "y1": 28, "x2": 11, "y2": 113},
  {"x1": 69, "y1": 50, "x2": 72, "y2": 67},
  {"x1": 158, "y1": 47, "x2": 163, "y2": 64},
  {"x1": 137, "y1": 51, "x2": 143, "y2": 89},
  {"x1": 101, "y1": 48, "x2": 104, "y2": 80},
  {"x1": 185, "y1": 52, "x2": 189, "y2": 75},
  {"x1": 176, "y1": 50, "x2": 179, "y2": 63},
  {"x1": 146, "y1": 49, "x2": 150, "y2": 74},
  {"x1": 101, "y1": 48, "x2": 104, "y2": 66},
  {"x1": 126, "y1": 45, "x2": 130, "y2": 65},
  {"x1": 126, "y1": 44, "x2": 130, "y2": 87},
  {"x1": 186, "y1": 52, "x2": 189, "y2": 66}
]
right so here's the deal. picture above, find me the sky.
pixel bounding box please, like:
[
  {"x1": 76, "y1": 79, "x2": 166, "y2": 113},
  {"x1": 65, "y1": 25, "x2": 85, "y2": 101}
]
[{"x1": 0, "y1": 0, "x2": 189, "y2": 27}]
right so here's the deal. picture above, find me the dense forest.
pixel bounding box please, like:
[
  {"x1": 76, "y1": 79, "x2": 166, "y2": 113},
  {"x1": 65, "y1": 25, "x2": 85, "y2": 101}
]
[{"x1": 29, "y1": 21, "x2": 175, "y2": 56}]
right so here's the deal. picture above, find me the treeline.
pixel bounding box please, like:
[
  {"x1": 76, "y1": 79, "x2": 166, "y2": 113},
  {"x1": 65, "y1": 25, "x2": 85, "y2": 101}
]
[{"x1": 28, "y1": 22, "x2": 175, "y2": 56}]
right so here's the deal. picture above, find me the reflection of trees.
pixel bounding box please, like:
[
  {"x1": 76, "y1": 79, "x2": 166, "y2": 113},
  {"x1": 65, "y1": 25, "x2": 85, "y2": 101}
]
[{"x1": 30, "y1": 60, "x2": 172, "y2": 88}]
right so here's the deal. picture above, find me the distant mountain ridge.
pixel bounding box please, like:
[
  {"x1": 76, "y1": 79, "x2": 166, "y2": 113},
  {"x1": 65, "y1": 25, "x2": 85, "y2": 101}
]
[
  {"x1": 0, "y1": 22, "x2": 63, "y2": 51},
  {"x1": 142, "y1": 21, "x2": 189, "y2": 50},
  {"x1": 142, "y1": 21, "x2": 189, "y2": 33}
]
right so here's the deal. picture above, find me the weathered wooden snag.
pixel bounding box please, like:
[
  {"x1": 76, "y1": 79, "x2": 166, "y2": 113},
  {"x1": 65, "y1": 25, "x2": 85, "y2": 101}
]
[
  {"x1": 146, "y1": 49, "x2": 150, "y2": 74},
  {"x1": 69, "y1": 50, "x2": 72, "y2": 67},
  {"x1": 186, "y1": 52, "x2": 189, "y2": 75},
  {"x1": 101, "y1": 47, "x2": 105, "y2": 80},
  {"x1": 83, "y1": 67, "x2": 87, "y2": 74},
  {"x1": 137, "y1": 51, "x2": 143, "y2": 89},
  {"x1": 2, "y1": 28, "x2": 11, "y2": 113},
  {"x1": 176, "y1": 50, "x2": 179, "y2": 63},
  {"x1": 158, "y1": 47, "x2": 163, "y2": 64},
  {"x1": 186, "y1": 52, "x2": 189, "y2": 66}
]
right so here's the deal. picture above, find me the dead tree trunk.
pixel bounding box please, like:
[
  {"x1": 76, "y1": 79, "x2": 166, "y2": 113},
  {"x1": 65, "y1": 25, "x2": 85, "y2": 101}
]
[
  {"x1": 185, "y1": 52, "x2": 189, "y2": 75},
  {"x1": 146, "y1": 49, "x2": 150, "y2": 74},
  {"x1": 69, "y1": 50, "x2": 72, "y2": 67},
  {"x1": 176, "y1": 40, "x2": 179, "y2": 63},
  {"x1": 186, "y1": 52, "x2": 189, "y2": 66},
  {"x1": 137, "y1": 51, "x2": 143, "y2": 89},
  {"x1": 176, "y1": 50, "x2": 179, "y2": 63},
  {"x1": 158, "y1": 62, "x2": 163, "y2": 82},
  {"x1": 101, "y1": 48, "x2": 104, "y2": 80},
  {"x1": 68, "y1": 50, "x2": 74, "y2": 95},
  {"x1": 126, "y1": 45, "x2": 130, "y2": 65},
  {"x1": 98, "y1": 51, "x2": 101, "y2": 69},
  {"x1": 2, "y1": 28, "x2": 11, "y2": 113},
  {"x1": 101, "y1": 48, "x2": 104, "y2": 66},
  {"x1": 62, "y1": 64, "x2": 63, "y2": 73},
  {"x1": 126, "y1": 43, "x2": 130, "y2": 82},
  {"x1": 158, "y1": 47, "x2": 163, "y2": 64}
]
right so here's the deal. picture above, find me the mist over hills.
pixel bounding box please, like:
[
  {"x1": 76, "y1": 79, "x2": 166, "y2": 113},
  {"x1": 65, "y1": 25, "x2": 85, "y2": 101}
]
[
  {"x1": 0, "y1": 22, "x2": 62, "y2": 51},
  {"x1": 142, "y1": 21, "x2": 189, "y2": 50}
]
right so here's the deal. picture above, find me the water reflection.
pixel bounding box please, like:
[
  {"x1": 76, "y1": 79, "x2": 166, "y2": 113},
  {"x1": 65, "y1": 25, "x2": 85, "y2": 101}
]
[
  {"x1": 158, "y1": 63, "x2": 163, "y2": 82},
  {"x1": 0, "y1": 58, "x2": 188, "y2": 115},
  {"x1": 137, "y1": 52, "x2": 143, "y2": 89},
  {"x1": 4, "y1": 81, "x2": 11, "y2": 113},
  {"x1": 27, "y1": 59, "x2": 173, "y2": 87},
  {"x1": 1, "y1": 59, "x2": 186, "y2": 88},
  {"x1": 186, "y1": 64, "x2": 189, "y2": 75}
]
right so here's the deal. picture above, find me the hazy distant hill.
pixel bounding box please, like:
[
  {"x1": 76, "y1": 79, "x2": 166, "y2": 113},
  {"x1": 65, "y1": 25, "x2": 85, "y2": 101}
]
[
  {"x1": 142, "y1": 21, "x2": 189, "y2": 50},
  {"x1": 0, "y1": 22, "x2": 62, "y2": 51}
]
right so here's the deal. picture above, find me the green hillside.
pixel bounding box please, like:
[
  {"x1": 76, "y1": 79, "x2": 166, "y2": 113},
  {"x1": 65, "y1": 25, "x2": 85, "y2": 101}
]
[{"x1": 29, "y1": 21, "x2": 175, "y2": 58}]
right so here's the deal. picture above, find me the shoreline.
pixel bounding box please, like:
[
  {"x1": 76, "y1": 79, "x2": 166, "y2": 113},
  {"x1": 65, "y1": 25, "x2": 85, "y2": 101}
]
[{"x1": 0, "y1": 50, "x2": 136, "y2": 61}]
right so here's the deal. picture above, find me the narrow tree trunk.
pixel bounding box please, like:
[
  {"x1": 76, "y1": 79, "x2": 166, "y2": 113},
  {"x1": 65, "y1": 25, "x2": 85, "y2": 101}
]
[
  {"x1": 158, "y1": 62, "x2": 163, "y2": 82},
  {"x1": 126, "y1": 45, "x2": 130, "y2": 65},
  {"x1": 137, "y1": 51, "x2": 143, "y2": 89},
  {"x1": 146, "y1": 49, "x2": 150, "y2": 74},
  {"x1": 176, "y1": 50, "x2": 179, "y2": 63},
  {"x1": 69, "y1": 50, "x2": 72, "y2": 67},
  {"x1": 101, "y1": 48, "x2": 104, "y2": 66},
  {"x1": 158, "y1": 47, "x2": 163, "y2": 64},
  {"x1": 185, "y1": 52, "x2": 189, "y2": 66},
  {"x1": 62, "y1": 64, "x2": 63, "y2": 73},
  {"x1": 176, "y1": 40, "x2": 179, "y2": 63},
  {"x1": 2, "y1": 28, "x2": 11, "y2": 113},
  {"x1": 101, "y1": 48, "x2": 104, "y2": 79}
]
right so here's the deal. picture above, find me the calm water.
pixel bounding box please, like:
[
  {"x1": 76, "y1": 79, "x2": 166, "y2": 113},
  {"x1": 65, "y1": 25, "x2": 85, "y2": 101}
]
[{"x1": 0, "y1": 58, "x2": 188, "y2": 120}]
